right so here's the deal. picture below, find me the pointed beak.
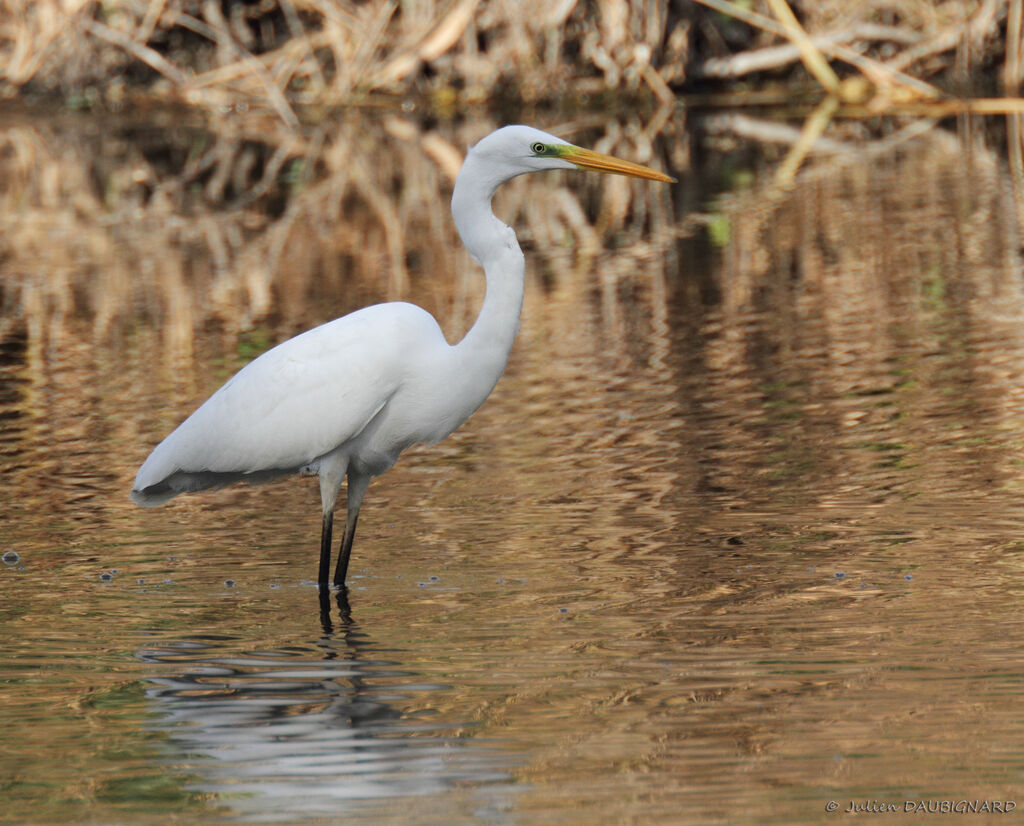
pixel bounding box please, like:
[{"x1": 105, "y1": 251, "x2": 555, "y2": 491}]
[{"x1": 561, "y1": 145, "x2": 676, "y2": 183}]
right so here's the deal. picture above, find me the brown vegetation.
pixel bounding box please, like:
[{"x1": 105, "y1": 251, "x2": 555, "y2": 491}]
[
  {"x1": 2, "y1": 1, "x2": 1024, "y2": 120},
  {"x1": 1, "y1": 0, "x2": 686, "y2": 115}
]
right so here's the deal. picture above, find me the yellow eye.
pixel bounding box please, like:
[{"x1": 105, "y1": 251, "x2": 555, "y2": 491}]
[{"x1": 531, "y1": 142, "x2": 545, "y2": 154}]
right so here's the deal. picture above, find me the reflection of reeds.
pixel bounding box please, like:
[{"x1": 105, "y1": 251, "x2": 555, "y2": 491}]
[
  {"x1": 6, "y1": 108, "x2": 1024, "y2": 537},
  {"x1": 691, "y1": 124, "x2": 1024, "y2": 509},
  {"x1": 0, "y1": 112, "x2": 678, "y2": 362}
]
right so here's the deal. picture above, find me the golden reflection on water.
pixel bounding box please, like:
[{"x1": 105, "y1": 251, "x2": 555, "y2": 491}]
[{"x1": 3, "y1": 110, "x2": 1024, "y2": 823}]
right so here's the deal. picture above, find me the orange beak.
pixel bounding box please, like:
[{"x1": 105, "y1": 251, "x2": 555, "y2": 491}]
[{"x1": 561, "y1": 145, "x2": 676, "y2": 183}]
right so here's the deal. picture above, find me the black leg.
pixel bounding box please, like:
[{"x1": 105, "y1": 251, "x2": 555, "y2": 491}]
[
  {"x1": 318, "y1": 509, "x2": 333, "y2": 587},
  {"x1": 332, "y1": 472, "x2": 370, "y2": 588},
  {"x1": 332, "y1": 511, "x2": 359, "y2": 587}
]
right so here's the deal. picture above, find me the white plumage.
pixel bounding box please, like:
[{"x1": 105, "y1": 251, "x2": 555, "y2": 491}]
[{"x1": 132, "y1": 125, "x2": 674, "y2": 587}]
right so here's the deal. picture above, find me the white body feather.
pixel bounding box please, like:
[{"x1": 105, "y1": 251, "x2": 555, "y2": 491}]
[
  {"x1": 130, "y1": 124, "x2": 670, "y2": 584},
  {"x1": 133, "y1": 303, "x2": 430, "y2": 503}
]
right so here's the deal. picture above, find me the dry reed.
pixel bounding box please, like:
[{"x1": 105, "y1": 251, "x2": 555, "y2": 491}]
[
  {"x1": 2, "y1": 1, "x2": 1023, "y2": 124},
  {"x1": 0, "y1": 0, "x2": 686, "y2": 116}
]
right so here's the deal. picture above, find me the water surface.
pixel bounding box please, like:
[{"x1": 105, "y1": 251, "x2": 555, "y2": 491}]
[{"x1": 2, "y1": 110, "x2": 1024, "y2": 824}]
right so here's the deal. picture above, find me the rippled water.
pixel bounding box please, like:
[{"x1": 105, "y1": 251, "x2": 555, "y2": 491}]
[{"x1": 3, "y1": 111, "x2": 1024, "y2": 824}]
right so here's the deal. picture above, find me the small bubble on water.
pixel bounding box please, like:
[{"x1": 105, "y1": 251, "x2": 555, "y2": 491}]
[
  {"x1": 2, "y1": 551, "x2": 20, "y2": 565},
  {"x1": 558, "y1": 607, "x2": 569, "y2": 613},
  {"x1": 834, "y1": 571, "x2": 846, "y2": 580},
  {"x1": 137, "y1": 578, "x2": 145, "y2": 585},
  {"x1": 110, "y1": 569, "x2": 119, "y2": 574},
  {"x1": 99, "y1": 572, "x2": 113, "y2": 582},
  {"x1": 904, "y1": 574, "x2": 913, "y2": 581},
  {"x1": 428, "y1": 575, "x2": 440, "y2": 582},
  {"x1": 224, "y1": 579, "x2": 236, "y2": 587}
]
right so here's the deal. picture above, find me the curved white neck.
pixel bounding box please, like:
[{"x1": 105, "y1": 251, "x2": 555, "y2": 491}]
[{"x1": 446, "y1": 150, "x2": 526, "y2": 409}]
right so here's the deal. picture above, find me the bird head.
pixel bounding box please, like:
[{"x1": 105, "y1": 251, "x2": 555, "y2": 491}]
[
  {"x1": 452, "y1": 125, "x2": 674, "y2": 263},
  {"x1": 466, "y1": 125, "x2": 676, "y2": 186}
]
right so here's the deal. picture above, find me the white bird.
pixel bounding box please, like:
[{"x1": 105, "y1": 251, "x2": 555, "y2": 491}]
[{"x1": 132, "y1": 125, "x2": 674, "y2": 588}]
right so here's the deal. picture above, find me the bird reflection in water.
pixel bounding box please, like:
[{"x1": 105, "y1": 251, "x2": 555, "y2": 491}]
[{"x1": 139, "y1": 590, "x2": 514, "y2": 820}]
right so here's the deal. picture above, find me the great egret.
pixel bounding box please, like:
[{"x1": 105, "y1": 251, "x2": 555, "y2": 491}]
[{"x1": 132, "y1": 125, "x2": 674, "y2": 587}]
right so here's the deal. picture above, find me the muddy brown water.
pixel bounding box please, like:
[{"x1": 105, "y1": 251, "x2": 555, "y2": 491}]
[{"x1": 2, "y1": 110, "x2": 1024, "y2": 824}]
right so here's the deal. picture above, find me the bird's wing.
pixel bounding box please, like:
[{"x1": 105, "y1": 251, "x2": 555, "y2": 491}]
[{"x1": 133, "y1": 303, "x2": 443, "y2": 492}]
